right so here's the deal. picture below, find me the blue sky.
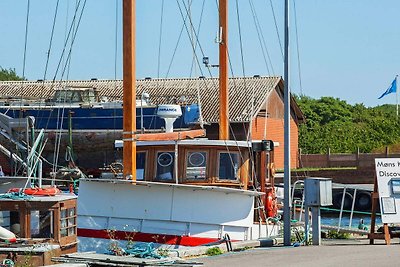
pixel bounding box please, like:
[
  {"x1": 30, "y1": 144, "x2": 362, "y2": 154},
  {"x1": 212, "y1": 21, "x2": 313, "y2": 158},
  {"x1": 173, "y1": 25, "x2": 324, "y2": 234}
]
[{"x1": 0, "y1": 0, "x2": 399, "y2": 107}]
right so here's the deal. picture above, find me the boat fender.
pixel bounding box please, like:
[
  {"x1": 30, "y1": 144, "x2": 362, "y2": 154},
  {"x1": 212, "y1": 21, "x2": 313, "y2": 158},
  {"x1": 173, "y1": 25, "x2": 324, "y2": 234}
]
[
  {"x1": 266, "y1": 191, "x2": 278, "y2": 218},
  {"x1": 0, "y1": 226, "x2": 16, "y2": 243}
]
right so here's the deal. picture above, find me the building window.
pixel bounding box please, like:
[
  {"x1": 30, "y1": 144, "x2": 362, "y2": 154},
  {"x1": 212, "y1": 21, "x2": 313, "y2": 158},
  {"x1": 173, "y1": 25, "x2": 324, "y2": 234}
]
[
  {"x1": 218, "y1": 152, "x2": 240, "y2": 180},
  {"x1": 136, "y1": 152, "x2": 146, "y2": 180},
  {"x1": 60, "y1": 208, "x2": 76, "y2": 237},
  {"x1": 186, "y1": 151, "x2": 207, "y2": 180},
  {"x1": 156, "y1": 152, "x2": 174, "y2": 181}
]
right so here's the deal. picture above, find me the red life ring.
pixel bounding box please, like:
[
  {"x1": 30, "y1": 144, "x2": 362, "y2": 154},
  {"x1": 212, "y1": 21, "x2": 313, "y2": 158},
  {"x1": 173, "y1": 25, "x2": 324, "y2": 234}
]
[
  {"x1": 266, "y1": 191, "x2": 278, "y2": 218},
  {"x1": 8, "y1": 187, "x2": 61, "y2": 196}
]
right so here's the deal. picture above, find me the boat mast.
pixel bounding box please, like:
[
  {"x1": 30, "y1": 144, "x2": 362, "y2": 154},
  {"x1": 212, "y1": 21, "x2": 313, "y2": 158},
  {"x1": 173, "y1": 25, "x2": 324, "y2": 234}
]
[
  {"x1": 283, "y1": 0, "x2": 292, "y2": 246},
  {"x1": 219, "y1": 0, "x2": 229, "y2": 140},
  {"x1": 122, "y1": 0, "x2": 137, "y2": 180}
]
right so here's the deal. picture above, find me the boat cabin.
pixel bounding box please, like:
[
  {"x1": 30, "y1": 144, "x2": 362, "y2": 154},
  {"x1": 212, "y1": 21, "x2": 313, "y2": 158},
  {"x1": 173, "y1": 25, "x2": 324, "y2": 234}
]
[
  {"x1": 111, "y1": 139, "x2": 275, "y2": 191},
  {"x1": 0, "y1": 194, "x2": 77, "y2": 265}
]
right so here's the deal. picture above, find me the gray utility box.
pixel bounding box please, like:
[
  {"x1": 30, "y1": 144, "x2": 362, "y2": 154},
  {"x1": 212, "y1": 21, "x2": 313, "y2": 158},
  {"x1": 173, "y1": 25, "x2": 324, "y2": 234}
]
[{"x1": 304, "y1": 178, "x2": 332, "y2": 207}]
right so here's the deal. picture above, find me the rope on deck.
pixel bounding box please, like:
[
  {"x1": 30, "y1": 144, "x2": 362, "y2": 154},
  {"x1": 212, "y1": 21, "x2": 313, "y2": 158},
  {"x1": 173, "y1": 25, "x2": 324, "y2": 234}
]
[
  {"x1": 108, "y1": 242, "x2": 165, "y2": 259},
  {"x1": 0, "y1": 191, "x2": 33, "y2": 200}
]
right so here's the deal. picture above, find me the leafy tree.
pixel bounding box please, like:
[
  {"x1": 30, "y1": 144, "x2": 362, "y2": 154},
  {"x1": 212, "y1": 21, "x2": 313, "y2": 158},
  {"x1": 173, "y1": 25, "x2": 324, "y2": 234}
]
[
  {"x1": 0, "y1": 67, "x2": 24, "y2": 81},
  {"x1": 295, "y1": 95, "x2": 400, "y2": 154}
]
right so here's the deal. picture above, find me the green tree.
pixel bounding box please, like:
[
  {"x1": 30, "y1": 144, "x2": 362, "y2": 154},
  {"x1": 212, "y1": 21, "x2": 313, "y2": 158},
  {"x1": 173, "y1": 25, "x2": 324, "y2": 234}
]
[
  {"x1": 0, "y1": 67, "x2": 24, "y2": 81},
  {"x1": 295, "y1": 94, "x2": 400, "y2": 154}
]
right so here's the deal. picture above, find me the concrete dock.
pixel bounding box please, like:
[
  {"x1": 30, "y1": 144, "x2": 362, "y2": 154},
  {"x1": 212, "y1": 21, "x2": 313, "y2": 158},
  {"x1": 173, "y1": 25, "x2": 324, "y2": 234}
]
[{"x1": 197, "y1": 238, "x2": 400, "y2": 267}]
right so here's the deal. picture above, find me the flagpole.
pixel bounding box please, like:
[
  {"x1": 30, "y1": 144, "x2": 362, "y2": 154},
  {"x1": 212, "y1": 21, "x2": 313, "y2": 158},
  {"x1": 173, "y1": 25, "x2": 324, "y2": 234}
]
[{"x1": 397, "y1": 75, "x2": 399, "y2": 118}]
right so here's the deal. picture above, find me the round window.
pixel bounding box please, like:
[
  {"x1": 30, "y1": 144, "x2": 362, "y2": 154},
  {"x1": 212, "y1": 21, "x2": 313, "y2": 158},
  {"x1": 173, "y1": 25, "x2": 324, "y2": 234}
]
[
  {"x1": 158, "y1": 152, "x2": 173, "y2": 167},
  {"x1": 188, "y1": 152, "x2": 205, "y2": 167}
]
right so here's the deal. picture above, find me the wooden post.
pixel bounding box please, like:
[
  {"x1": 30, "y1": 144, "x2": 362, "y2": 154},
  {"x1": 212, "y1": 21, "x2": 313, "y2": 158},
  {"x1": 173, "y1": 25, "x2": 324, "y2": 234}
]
[
  {"x1": 122, "y1": 0, "x2": 137, "y2": 180},
  {"x1": 219, "y1": 0, "x2": 229, "y2": 140},
  {"x1": 327, "y1": 147, "x2": 330, "y2": 168}
]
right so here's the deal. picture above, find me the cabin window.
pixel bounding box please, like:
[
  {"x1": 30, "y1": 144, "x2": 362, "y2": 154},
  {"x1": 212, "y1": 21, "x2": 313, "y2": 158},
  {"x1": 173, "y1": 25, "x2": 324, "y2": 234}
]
[
  {"x1": 60, "y1": 207, "x2": 76, "y2": 237},
  {"x1": 9, "y1": 211, "x2": 19, "y2": 236},
  {"x1": 53, "y1": 90, "x2": 82, "y2": 103},
  {"x1": 0, "y1": 211, "x2": 11, "y2": 229},
  {"x1": 155, "y1": 152, "x2": 174, "y2": 181},
  {"x1": 136, "y1": 152, "x2": 146, "y2": 180},
  {"x1": 31, "y1": 210, "x2": 52, "y2": 238},
  {"x1": 218, "y1": 152, "x2": 240, "y2": 180},
  {"x1": 81, "y1": 89, "x2": 97, "y2": 103},
  {"x1": 185, "y1": 151, "x2": 207, "y2": 180}
]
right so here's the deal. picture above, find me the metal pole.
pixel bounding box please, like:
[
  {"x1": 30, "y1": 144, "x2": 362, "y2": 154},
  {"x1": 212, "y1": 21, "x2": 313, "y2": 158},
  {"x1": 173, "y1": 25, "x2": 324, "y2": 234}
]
[
  {"x1": 396, "y1": 75, "x2": 398, "y2": 118},
  {"x1": 141, "y1": 93, "x2": 144, "y2": 132},
  {"x1": 349, "y1": 188, "x2": 357, "y2": 229},
  {"x1": 311, "y1": 207, "x2": 321, "y2": 245},
  {"x1": 304, "y1": 204, "x2": 309, "y2": 245},
  {"x1": 283, "y1": 0, "x2": 291, "y2": 246},
  {"x1": 337, "y1": 187, "x2": 346, "y2": 231}
]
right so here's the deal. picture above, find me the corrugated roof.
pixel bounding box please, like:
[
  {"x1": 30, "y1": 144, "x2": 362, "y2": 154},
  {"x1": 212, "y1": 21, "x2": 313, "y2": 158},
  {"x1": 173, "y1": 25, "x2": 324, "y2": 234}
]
[{"x1": 0, "y1": 76, "x2": 282, "y2": 123}]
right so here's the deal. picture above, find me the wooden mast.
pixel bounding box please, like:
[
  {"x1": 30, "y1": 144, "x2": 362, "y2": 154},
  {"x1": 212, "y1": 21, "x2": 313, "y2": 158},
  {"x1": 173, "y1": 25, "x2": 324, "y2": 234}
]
[
  {"x1": 219, "y1": 0, "x2": 229, "y2": 140},
  {"x1": 122, "y1": 0, "x2": 136, "y2": 180}
]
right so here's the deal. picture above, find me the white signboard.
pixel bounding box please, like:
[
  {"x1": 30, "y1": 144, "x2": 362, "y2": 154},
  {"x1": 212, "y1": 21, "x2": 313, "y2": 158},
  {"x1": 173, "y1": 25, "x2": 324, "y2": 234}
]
[{"x1": 375, "y1": 158, "x2": 400, "y2": 223}]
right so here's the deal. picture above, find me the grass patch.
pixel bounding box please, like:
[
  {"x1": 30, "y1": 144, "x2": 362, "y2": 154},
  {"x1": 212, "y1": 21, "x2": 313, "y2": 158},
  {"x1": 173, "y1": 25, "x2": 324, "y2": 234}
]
[
  {"x1": 206, "y1": 247, "x2": 223, "y2": 256},
  {"x1": 327, "y1": 230, "x2": 351, "y2": 239}
]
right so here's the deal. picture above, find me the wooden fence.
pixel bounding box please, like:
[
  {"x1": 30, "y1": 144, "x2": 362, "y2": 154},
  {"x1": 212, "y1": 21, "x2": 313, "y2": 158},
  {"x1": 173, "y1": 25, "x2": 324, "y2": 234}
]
[{"x1": 298, "y1": 147, "x2": 400, "y2": 169}]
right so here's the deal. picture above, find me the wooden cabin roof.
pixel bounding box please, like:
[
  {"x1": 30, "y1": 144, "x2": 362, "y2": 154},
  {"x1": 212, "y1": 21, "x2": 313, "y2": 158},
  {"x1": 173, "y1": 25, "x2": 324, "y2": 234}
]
[{"x1": 0, "y1": 76, "x2": 304, "y2": 123}]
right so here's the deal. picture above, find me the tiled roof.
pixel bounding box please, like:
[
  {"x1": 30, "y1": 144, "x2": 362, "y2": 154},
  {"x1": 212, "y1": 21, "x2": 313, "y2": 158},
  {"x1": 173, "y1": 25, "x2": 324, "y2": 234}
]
[{"x1": 0, "y1": 76, "x2": 282, "y2": 123}]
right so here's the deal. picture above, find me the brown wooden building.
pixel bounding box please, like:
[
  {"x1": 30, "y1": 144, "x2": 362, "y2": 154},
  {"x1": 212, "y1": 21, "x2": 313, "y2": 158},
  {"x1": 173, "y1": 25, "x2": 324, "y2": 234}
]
[{"x1": 0, "y1": 76, "x2": 304, "y2": 169}]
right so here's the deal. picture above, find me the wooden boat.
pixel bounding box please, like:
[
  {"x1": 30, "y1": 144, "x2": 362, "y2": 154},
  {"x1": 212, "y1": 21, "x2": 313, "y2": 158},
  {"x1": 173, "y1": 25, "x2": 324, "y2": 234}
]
[{"x1": 77, "y1": 0, "x2": 279, "y2": 253}]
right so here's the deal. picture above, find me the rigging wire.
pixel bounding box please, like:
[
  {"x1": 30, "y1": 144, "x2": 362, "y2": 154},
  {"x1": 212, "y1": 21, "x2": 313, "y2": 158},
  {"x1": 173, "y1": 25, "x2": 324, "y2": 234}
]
[
  {"x1": 188, "y1": 0, "x2": 206, "y2": 77},
  {"x1": 235, "y1": 0, "x2": 258, "y2": 185},
  {"x1": 249, "y1": 0, "x2": 274, "y2": 75},
  {"x1": 35, "y1": 1, "x2": 61, "y2": 131},
  {"x1": 51, "y1": 0, "x2": 87, "y2": 174},
  {"x1": 177, "y1": 0, "x2": 217, "y2": 84},
  {"x1": 268, "y1": 0, "x2": 284, "y2": 59},
  {"x1": 65, "y1": 0, "x2": 80, "y2": 81},
  {"x1": 157, "y1": 0, "x2": 165, "y2": 83},
  {"x1": 51, "y1": 0, "x2": 84, "y2": 82},
  {"x1": 113, "y1": 0, "x2": 120, "y2": 141},
  {"x1": 43, "y1": 0, "x2": 60, "y2": 82},
  {"x1": 192, "y1": 0, "x2": 206, "y2": 129},
  {"x1": 293, "y1": 0, "x2": 303, "y2": 95},
  {"x1": 22, "y1": 0, "x2": 30, "y2": 80},
  {"x1": 18, "y1": 0, "x2": 31, "y2": 177}
]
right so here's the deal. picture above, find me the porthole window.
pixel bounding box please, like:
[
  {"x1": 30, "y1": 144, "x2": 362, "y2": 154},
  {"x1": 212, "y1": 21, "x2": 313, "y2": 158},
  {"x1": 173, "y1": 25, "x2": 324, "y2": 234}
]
[
  {"x1": 186, "y1": 152, "x2": 207, "y2": 180},
  {"x1": 158, "y1": 152, "x2": 173, "y2": 167},
  {"x1": 189, "y1": 152, "x2": 205, "y2": 167},
  {"x1": 156, "y1": 152, "x2": 174, "y2": 180}
]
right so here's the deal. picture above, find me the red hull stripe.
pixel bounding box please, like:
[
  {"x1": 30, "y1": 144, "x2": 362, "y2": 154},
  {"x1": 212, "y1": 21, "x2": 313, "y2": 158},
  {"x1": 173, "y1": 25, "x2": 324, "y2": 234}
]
[{"x1": 77, "y1": 228, "x2": 220, "y2": 247}]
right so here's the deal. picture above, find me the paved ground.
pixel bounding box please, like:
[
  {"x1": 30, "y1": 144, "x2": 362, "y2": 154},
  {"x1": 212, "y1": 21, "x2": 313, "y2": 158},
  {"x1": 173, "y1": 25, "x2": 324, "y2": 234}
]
[{"x1": 195, "y1": 238, "x2": 400, "y2": 267}]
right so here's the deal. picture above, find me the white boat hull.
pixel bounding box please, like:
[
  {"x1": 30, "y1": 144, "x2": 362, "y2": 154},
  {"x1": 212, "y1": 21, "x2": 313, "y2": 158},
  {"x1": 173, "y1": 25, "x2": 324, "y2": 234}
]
[{"x1": 77, "y1": 179, "x2": 278, "y2": 252}]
